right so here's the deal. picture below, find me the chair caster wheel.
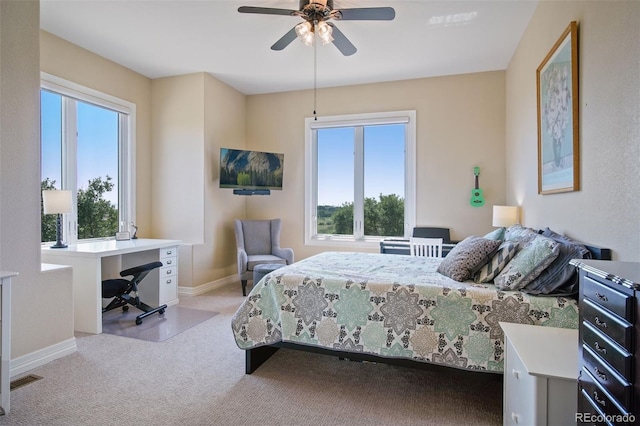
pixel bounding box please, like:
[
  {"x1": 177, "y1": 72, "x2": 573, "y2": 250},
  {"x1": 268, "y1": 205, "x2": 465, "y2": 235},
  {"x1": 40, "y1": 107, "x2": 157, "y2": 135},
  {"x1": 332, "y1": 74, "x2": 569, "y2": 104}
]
[
  {"x1": 122, "y1": 306, "x2": 129, "y2": 312},
  {"x1": 135, "y1": 318, "x2": 142, "y2": 325},
  {"x1": 159, "y1": 308, "x2": 165, "y2": 315}
]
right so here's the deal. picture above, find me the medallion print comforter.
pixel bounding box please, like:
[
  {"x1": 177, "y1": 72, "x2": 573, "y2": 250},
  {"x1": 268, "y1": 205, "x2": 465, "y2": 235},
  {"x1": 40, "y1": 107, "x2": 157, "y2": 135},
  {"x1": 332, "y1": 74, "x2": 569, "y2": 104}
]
[{"x1": 231, "y1": 251, "x2": 578, "y2": 372}]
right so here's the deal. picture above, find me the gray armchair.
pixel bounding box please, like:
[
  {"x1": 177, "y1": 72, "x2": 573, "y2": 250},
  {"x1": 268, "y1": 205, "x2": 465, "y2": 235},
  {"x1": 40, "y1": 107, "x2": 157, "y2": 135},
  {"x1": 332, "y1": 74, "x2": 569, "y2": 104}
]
[{"x1": 234, "y1": 219, "x2": 294, "y2": 296}]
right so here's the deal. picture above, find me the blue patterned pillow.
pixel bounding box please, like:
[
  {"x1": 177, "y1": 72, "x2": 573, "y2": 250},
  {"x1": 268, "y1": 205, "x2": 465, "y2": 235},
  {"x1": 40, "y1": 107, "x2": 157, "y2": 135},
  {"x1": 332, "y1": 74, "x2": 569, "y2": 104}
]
[
  {"x1": 436, "y1": 236, "x2": 501, "y2": 282},
  {"x1": 474, "y1": 241, "x2": 518, "y2": 283},
  {"x1": 504, "y1": 224, "x2": 538, "y2": 246},
  {"x1": 494, "y1": 235, "x2": 560, "y2": 291},
  {"x1": 483, "y1": 227, "x2": 506, "y2": 241}
]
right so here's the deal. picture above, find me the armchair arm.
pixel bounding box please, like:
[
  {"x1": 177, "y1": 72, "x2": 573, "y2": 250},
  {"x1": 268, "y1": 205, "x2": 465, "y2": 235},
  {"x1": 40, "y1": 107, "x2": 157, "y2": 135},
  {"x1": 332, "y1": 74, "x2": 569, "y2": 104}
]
[
  {"x1": 237, "y1": 248, "x2": 248, "y2": 276},
  {"x1": 272, "y1": 247, "x2": 294, "y2": 264}
]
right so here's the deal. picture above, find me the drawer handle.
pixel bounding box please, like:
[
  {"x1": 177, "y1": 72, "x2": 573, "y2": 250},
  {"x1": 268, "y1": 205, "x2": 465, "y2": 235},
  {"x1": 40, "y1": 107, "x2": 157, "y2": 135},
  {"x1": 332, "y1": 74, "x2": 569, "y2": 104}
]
[
  {"x1": 594, "y1": 342, "x2": 607, "y2": 354},
  {"x1": 166, "y1": 260, "x2": 172, "y2": 265},
  {"x1": 166, "y1": 279, "x2": 172, "y2": 284},
  {"x1": 594, "y1": 316, "x2": 607, "y2": 328},
  {"x1": 593, "y1": 391, "x2": 606, "y2": 407},
  {"x1": 166, "y1": 250, "x2": 173, "y2": 255},
  {"x1": 595, "y1": 292, "x2": 608, "y2": 302},
  {"x1": 166, "y1": 270, "x2": 172, "y2": 275},
  {"x1": 594, "y1": 367, "x2": 607, "y2": 382}
]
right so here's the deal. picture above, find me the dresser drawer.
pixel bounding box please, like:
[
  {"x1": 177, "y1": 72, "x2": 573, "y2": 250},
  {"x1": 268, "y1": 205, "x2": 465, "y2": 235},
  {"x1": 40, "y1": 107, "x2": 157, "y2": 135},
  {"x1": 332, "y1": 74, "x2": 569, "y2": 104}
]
[
  {"x1": 579, "y1": 367, "x2": 631, "y2": 420},
  {"x1": 582, "y1": 321, "x2": 632, "y2": 379},
  {"x1": 582, "y1": 298, "x2": 633, "y2": 351},
  {"x1": 583, "y1": 275, "x2": 632, "y2": 319},
  {"x1": 159, "y1": 274, "x2": 177, "y2": 304},
  {"x1": 161, "y1": 255, "x2": 177, "y2": 268},
  {"x1": 504, "y1": 338, "x2": 538, "y2": 426},
  {"x1": 160, "y1": 246, "x2": 177, "y2": 259},
  {"x1": 582, "y1": 346, "x2": 632, "y2": 408},
  {"x1": 160, "y1": 264, "x2": 177, "y2": 279},
  {"x1": 578, "y1": 389, "x2": 613, "y2": 426}
]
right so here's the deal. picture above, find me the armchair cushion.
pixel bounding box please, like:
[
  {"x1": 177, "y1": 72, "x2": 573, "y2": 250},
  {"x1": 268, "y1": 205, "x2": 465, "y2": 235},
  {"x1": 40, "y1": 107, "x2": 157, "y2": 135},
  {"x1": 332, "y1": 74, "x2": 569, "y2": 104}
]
[{"x1": 247, "y1": 255, "x2": 287, "y2": 271}]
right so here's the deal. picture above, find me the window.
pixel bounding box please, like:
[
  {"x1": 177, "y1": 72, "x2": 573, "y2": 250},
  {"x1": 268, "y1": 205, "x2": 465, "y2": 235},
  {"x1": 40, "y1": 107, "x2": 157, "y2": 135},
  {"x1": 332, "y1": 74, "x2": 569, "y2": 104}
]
[
  {"x1": 40, "y1": 73, "x2": 136, "y2": 244},
  {"x1": 305, "y1": 111, "x2": 416, "y2": 247}
]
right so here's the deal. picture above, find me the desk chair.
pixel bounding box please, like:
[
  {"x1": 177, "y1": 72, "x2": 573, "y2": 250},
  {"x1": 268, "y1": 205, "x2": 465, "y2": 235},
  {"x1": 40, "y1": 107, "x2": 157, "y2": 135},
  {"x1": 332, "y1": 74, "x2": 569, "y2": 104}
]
[
  {"x1": 409, "y1": 237, "x2": 443, "y2": 258},
  {"x1": 102, "y1": 261, "x2": 166, "y2": 325}
]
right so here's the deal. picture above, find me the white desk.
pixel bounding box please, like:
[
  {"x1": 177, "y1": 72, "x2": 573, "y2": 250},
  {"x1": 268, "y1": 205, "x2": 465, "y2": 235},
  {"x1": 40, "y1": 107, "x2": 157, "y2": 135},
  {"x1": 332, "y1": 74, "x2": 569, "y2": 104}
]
[
  {"x1": 42, "y1": 239, "x2": 180, "y2": 334},
  {"x1": 0, "y1": 272, "x2": 16, "y2": 415}
]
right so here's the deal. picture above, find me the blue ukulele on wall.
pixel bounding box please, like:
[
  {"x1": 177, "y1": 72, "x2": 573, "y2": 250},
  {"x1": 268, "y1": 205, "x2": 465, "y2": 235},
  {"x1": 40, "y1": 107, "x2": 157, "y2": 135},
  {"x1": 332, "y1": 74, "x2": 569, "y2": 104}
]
[{"x1": 470, "y1": 166, "x2": 485, "y2": 207}]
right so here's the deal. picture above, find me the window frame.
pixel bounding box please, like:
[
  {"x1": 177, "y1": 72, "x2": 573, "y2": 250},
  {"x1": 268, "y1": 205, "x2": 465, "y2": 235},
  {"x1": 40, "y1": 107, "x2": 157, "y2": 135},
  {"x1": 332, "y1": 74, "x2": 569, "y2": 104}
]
[
  {"x1": 40, "y1": 73, "x2": 136, "y2": 244},
  {"x1": 304, "y1": 110, "x2": 416, "y2": 248}
]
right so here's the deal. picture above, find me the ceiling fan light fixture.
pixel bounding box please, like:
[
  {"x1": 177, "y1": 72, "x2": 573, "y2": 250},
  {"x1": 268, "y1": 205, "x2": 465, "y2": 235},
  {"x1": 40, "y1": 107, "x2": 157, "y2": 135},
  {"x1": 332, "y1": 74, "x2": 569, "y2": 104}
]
[
  {"x1": 316, "y1": 21, "x2": 334, "y2": 45},
  {"x1": 295, "y1": 21, "x2": 314, "y2": 46}
]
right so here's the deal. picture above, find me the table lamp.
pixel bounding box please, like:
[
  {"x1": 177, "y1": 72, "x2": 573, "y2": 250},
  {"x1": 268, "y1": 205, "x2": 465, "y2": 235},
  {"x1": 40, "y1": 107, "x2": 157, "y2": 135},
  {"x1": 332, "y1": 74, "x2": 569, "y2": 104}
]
[
  {"x1": 492, "y1": 205, "x2": 519, "y2": 228},
  {"x1": 42, "y1": 190, "x2": 73, "y2": 248}
]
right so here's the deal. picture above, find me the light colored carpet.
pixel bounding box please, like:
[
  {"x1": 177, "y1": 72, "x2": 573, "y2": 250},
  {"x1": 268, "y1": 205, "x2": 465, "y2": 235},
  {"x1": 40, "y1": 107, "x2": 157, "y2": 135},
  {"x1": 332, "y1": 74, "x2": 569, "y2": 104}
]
[
  {"x1": 1, "y1": 283, "x2": 502, "y2": 426},
  {"x1": 102, "y1": 305, "x2": 218, "y2": 342}
]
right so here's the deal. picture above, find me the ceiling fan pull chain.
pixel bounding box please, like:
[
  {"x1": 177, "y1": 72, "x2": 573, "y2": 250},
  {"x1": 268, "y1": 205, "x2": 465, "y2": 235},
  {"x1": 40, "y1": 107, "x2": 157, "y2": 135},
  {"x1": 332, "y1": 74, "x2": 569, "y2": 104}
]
[{"x1": 313, "y1": 25, "x2": 318, "y2": 121}]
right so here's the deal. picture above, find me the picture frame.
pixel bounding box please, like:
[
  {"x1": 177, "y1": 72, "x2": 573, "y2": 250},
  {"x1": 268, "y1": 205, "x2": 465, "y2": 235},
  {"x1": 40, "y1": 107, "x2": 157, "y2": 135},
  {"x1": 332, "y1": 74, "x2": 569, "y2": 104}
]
[{"x1": 537, "y1": 21, "x2": 579, "y2": 194}]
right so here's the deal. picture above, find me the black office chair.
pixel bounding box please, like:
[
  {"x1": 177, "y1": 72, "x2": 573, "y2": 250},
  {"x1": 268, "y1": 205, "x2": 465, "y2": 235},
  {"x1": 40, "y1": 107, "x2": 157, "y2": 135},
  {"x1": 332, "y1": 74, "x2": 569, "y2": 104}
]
[{"x1": 102, "y1": 261, "x2": 167, "y2": 325}]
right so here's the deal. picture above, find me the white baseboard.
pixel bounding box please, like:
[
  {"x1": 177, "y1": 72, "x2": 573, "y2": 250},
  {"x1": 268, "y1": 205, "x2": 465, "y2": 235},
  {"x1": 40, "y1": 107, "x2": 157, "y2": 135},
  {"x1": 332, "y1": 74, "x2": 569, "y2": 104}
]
[
  {"x1": 11, "y1": 337, "x2": 77, "y2": 378},
  {"x1": 178, "y1": 275, "x2": 237, "y2": 297}
]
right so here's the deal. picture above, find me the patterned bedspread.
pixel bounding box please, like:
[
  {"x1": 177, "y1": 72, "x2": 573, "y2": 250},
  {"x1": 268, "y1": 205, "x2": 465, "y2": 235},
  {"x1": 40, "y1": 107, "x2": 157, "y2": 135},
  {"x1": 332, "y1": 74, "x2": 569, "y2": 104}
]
[{"x1": 231, "y1": 251, "x2": 578, "y2": 372}]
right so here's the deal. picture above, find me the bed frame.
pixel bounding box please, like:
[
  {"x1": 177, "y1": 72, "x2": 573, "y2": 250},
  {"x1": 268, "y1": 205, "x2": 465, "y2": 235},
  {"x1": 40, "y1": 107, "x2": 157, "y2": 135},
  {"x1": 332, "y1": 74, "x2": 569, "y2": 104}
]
[{"x1": 245, "y1": 243, "x2": 611, "y2": 374}]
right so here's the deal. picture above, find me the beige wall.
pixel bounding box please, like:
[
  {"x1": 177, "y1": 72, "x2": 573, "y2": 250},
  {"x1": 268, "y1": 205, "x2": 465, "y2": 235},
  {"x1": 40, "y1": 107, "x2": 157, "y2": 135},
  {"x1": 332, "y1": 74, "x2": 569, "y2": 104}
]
[
  {"x1": 246, "y1": 72, "x2": 507, "y2": 260},
  {"x1": 151, "y1": 73, "x2": 246, "y2": 287},
  {"x1": 1, "y1": 1, "x2": 74, "y2": 364},
  {"x1": 506, "y1": 0, "x2": 640, "y2": 260},
  {"x1": 40, "y1": 31, "x2": 154, "y2": 236}
]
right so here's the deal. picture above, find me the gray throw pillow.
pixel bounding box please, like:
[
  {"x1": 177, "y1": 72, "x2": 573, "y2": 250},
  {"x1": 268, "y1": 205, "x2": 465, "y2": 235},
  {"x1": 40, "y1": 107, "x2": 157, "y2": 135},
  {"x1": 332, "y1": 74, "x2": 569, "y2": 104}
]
[
  {"x1": 437, "y1": 236, "x2": 501, "y2": 282},
  {"x1": 523, "y1": 228, "x2": 591, "y2": 296}
]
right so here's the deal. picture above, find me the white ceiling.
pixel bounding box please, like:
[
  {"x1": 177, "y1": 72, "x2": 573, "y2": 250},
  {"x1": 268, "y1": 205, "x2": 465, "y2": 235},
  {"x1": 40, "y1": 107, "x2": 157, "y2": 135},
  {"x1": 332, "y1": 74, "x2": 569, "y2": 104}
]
[{"x1": 40, "y1": 0, "x2": 538, "y2": 95}]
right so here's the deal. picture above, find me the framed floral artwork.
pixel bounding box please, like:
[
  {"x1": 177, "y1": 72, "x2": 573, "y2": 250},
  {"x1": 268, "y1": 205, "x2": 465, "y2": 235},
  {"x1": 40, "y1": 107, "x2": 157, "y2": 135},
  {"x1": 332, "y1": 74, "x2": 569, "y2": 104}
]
[{"x1": 537, "y1": 21, "x2": 579, "y2": 194}]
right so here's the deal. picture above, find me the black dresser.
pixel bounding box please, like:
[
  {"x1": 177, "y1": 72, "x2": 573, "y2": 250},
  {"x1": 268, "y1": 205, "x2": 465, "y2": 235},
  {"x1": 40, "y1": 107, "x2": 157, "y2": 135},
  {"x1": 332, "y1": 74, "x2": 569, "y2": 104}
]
[{"x1": 571, "y1": 260, "x2": 640, "y2": 425}]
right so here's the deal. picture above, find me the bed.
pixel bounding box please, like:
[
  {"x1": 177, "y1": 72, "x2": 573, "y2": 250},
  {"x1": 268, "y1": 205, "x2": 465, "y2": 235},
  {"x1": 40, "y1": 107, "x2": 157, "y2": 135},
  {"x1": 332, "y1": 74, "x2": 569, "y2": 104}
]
[{"x1": 232, "y1": 227, "x2": 610, "y2": 375}]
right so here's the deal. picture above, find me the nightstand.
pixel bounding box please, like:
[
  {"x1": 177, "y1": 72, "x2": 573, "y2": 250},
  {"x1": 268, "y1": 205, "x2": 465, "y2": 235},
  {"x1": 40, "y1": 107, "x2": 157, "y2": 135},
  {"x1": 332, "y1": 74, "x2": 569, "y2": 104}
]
[{"x1": 501, "y1": 322, "x2": 578, "y2": 426}]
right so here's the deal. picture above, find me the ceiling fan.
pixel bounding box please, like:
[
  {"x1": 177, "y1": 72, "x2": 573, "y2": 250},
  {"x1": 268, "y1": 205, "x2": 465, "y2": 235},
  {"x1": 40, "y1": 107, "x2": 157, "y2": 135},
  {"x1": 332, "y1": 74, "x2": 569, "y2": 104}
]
[{"x1": 238, "y1": 0, "x2": 395, "y2": 56}]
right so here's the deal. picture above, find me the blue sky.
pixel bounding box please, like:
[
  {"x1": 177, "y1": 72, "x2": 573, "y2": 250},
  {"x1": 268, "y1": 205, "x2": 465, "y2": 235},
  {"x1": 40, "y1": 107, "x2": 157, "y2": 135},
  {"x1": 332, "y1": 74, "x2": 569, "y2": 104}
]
[
  {"x1": 41, "y1": 90, "x2": 119, "y2": 204},
  {"x1": 317, "y1": 124, "x2": 405, "y2": 206}
]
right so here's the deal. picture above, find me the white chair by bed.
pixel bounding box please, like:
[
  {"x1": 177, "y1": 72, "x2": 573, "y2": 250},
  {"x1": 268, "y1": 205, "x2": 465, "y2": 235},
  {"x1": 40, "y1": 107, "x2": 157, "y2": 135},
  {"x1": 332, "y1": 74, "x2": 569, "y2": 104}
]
[{"x1": 409, "y1": 237, "x2": 443, "y2": 258}]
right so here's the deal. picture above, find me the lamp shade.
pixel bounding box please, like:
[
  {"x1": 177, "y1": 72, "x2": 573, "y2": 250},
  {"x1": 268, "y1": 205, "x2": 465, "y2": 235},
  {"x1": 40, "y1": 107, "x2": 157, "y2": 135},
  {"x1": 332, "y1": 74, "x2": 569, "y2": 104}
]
[
  {"x1": 492, "y1": 205, "x2": 519, "y2": 227},
  {"x1": 42, "y1": 190, "x2": 73, "y2": 215}
]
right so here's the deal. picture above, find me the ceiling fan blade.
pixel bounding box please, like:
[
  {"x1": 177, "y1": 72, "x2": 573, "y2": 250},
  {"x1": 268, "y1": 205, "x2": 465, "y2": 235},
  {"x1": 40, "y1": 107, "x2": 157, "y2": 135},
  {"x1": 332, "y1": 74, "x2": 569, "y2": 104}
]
[
  {"x1": 238, "y1": 6, "x2": 297, "y2": 16},
  {"x1": 327, "y1": 23, "x2": 357, "y2": 56},
  {"x1": 337, "y1": 7, "x2": 395, "y2": 21},
  {"x1": 271, "y1": 26, "x2": 298, "y2": 51}
]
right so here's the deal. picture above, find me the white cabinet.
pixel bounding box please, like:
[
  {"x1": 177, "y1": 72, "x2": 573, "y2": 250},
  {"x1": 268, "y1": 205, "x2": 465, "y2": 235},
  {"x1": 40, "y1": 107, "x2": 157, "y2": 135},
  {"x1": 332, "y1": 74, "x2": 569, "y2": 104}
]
[
  {"x1": 0, "y1": 272, "x2": 15, "y2": 415},
  {"x1": 501, "y1": 322, "x2": 578, "y2": 426},
  {"x1": 158, "y1": 246, "x2": 178, "y2": 306},
  {"x1": 138, "y1": 245, "x2": 178, "y2": 307}
]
